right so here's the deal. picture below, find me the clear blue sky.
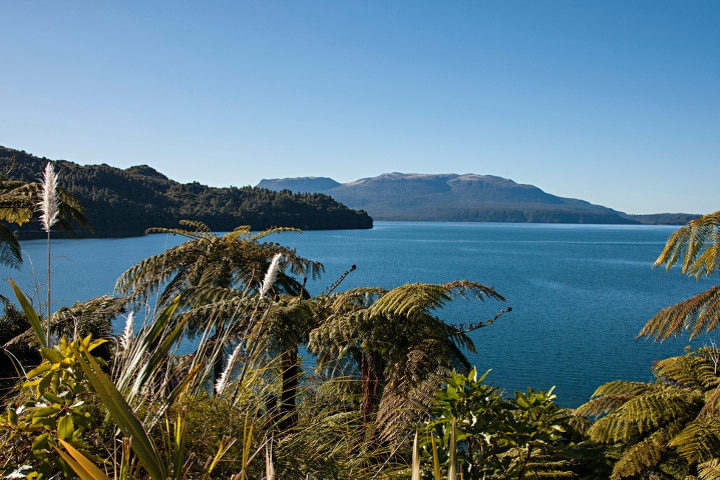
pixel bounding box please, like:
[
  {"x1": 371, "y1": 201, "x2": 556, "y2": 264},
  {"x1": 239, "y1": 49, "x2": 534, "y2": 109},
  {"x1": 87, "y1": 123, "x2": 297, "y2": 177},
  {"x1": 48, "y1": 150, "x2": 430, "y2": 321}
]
[{"x1": 1, "y1": 1, "x2": 718, "y2": 214}]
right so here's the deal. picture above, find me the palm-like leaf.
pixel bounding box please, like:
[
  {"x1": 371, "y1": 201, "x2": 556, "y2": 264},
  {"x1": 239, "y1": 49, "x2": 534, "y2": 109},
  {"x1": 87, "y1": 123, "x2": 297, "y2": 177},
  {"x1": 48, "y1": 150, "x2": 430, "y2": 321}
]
[
  {"x1": 699, "y1": 458, "x2": 720, "y2": 480},
  {"x1": 656, "y1": 210, "x2": 720, "y2": 278},
  {"x1": 670, "y1": 416, "x2": 720, "y2": 465},
  {"x1": 641, "y1": 211, "x2": 720, "y2": 340},
  {"x1": 0, "y1": 223, "x2": 21, "y2": 268},
  {"x1": 639, "y1": 285, "x2": 720, "y2": 341},
  {"x1": 309, "y1": 281, "x2": 509, "y2": 445},
  {"x1": 576, "y1": 350, "x2": 720, "y2": 478},
  {"x1": 115, "y1": 221, "x2": 323, "y2": 310},
  {"x1": 0, "y1": 165, "x2": 91, "y2": 269},
  {"x1": 609, "y1": 430, "x2": 669, "y2": 480}
]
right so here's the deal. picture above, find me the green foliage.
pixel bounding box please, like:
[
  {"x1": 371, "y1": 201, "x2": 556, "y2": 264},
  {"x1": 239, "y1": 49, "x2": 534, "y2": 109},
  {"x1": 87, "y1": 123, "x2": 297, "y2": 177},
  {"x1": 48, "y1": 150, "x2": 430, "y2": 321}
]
[
  {"x1": 0, "y1": 303, "x2": 42, "y2": 398},
  {"x1": 115, "y1": 221, "x2": 323, "y2": 311},
  {"x1": 308, "y1": 282, "x2": 509, "y2": 445},
  {"x1": 421, "y1": 368, "x2": 575, "y2": 479},
  {"x1": 0, "y1": 336, "x2": 105, "y2": 479},
  {"x1": 574, "y1": 347, "x2": 720, "y2": 479},
  {"x1": 640, "y1": 210, "x2": 720, "y2": 340}
]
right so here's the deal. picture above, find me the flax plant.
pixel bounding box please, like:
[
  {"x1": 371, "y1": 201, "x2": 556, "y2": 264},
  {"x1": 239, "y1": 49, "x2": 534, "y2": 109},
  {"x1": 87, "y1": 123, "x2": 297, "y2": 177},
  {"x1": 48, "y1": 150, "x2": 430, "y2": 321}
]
[{"x1": 36, "y1": 162, "x2": 60, "y2": 347}]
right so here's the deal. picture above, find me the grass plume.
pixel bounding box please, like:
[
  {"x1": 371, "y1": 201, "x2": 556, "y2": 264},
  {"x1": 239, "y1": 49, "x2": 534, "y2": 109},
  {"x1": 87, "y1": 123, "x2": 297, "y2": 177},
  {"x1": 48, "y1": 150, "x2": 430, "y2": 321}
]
[{"x1": 37, "y1": 162, "x2": 60, "y2": 347}]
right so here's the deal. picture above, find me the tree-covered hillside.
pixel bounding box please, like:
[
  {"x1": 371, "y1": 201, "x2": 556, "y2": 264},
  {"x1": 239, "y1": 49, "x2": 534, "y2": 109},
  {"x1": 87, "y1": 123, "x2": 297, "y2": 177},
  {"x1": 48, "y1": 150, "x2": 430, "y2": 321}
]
[{"x1": 0, "y1": 147, "x2": 372, "y2": 237}]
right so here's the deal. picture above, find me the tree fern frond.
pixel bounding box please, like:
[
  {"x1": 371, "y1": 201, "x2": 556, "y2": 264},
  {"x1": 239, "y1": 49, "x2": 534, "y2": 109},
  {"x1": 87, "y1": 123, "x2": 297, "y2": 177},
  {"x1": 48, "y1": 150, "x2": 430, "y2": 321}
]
[
  {"x1": 521, "y1": 456, "x2": 575, "y2": 479},
  {"x1": 375, "y1": 373, "x2": 443, "y2": 446},
  {"x1": 0, "y1": 181, "x2": 37, "y2": 224},
  {"x1": 698, "y1": 458, "x2": 720, "y2": 480},
  {"x1": 370, "y1": 283, "x2": 452, "y2": 321},
  {"x1": 574, "y1": 394, "x2": 636, "y2": 419},
  {"x1": 249, "y1": 226, "x2": 301, "y2": 241},
  {"x1": 654, "y1": 210, "x2": 720, "y2": 278},
  {"x1": 146, "y1": 222, "x2": 212, "y2": 239},
  {"x1": 441, "y1": 279, "x2": 506, "y2": 303},
  {"x1": 328, "y1": 287, "x2": 385, "y2": 312},
  {"x1": 616, "y1": 388, "x2": 702, "y2": 435},
  {"x1": 369, "y1": 281, "x2": 506, "y2": 323},
  {"x1": 655, "y1": 354, "x2": 720, "y2": 391},
  {"x1": 701, "y1": 387, "x2": 720, "y2": 416},
  {"x1": 670, "y1": 416, "x2": 720, "y2": 464},
  {"x1": 0, "y1": 223, "x2": 22, "y2": 268},
  {"x1": 592, "y1": 380, "x2": 657, "y2": 398},
  {"x1": 587, "y1": 387, "x2": 700, "y2": 443},
  {"x1": 610, "y1": 430, "x2": 669, "y2": 479},
  {"x1": 638, "y1": 285, "x2": 720, "y2": 340}
]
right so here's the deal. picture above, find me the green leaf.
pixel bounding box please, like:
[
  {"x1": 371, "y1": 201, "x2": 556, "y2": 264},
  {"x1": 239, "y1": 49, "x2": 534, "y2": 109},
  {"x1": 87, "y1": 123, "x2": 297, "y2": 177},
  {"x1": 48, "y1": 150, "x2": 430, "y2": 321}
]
[
  {"x1": 56, "y1": 438, "x2": 112, "y2": 480},
  {"x1": 32, "y1": 432, "x2": 50, "y2": 453},
  {"x1": 10, "y1": 279, "x2": 47, "y2": 348},
  {"x1": 412, "y1": 430, "x2": 420, "y2": 480},
  {"x1": 69, "y1": 342, "x2": 168, "y2": 480},
  {"x1": 32, "y1": 405, "x2": 62, "y2": 418},
  {"x1": 57, "y1": 415, "x2": 74, "y2": 441},
  {"x1": 25, "y1": 362, "x2": 52, "y2": 379},
  {"x1": 8, "y1": 407, "x2": 18, "y2": 425},
  {"x1": 41, "y1": 348, "x2": 63, "y2": 364},
  {"x1": 448, "y1": 418, "x2": 457, "y2": 480}
]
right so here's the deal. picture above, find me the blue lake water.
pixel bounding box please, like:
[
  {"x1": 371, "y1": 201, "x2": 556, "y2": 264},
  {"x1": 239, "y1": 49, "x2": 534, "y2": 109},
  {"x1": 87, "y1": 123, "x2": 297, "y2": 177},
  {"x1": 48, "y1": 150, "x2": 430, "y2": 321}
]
[{"x1": 6, "y1": 221, "x2": 714, "y2": 408}]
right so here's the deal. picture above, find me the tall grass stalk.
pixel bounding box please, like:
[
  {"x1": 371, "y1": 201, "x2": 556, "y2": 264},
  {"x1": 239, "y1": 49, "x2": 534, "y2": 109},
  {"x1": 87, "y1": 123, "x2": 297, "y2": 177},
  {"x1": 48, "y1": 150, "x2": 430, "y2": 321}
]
[
  {"x1": 37, "y1": 162, "x2": 59, "y2": 347},
  {"x1": 411, "y1": 430, "x2": 420, "y2": 480},
  {"x1": 259, "y1": 253, "x2": 282, "y2": 299}
]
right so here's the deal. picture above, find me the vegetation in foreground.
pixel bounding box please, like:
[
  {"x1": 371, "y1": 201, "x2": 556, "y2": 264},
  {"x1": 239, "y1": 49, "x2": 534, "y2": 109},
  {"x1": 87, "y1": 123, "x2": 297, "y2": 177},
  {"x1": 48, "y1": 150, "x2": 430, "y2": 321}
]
[{"x1": 0, "y1": 163, "x2": 719, "y2": 479}]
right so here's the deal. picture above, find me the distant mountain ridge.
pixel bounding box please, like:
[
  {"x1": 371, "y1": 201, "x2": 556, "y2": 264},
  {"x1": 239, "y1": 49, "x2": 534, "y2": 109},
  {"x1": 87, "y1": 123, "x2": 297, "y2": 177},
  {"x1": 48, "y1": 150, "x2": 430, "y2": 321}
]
[{"x1": 258, "y1": 173, "x2": 698, "y2": 225}]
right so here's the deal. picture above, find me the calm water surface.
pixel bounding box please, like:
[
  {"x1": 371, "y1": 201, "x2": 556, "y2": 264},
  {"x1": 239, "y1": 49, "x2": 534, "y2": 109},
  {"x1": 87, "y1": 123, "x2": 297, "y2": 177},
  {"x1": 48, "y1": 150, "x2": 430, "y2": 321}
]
[{"x1": 8, "y1": 222, "x2": 714, "y2": 407}]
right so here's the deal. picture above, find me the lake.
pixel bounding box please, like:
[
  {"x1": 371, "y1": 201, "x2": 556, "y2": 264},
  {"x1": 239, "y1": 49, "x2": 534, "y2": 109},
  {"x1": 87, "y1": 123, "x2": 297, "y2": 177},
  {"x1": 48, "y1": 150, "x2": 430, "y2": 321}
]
[{"x1": 6, "y1": 221, "x2": 714, "y2": 408}]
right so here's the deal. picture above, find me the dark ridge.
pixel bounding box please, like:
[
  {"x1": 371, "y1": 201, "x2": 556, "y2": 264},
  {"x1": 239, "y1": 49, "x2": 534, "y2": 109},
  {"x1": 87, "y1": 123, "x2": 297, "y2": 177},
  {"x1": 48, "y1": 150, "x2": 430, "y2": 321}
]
[{"x1": 0, "y1": 146, "x2": 373, "y2": 238}]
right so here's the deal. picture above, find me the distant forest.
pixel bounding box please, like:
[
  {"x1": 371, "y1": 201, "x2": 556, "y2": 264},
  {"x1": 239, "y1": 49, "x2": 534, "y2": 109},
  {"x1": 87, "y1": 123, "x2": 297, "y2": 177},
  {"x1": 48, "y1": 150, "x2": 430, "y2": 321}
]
[{"x1": 0, "y1": 147, "x2": 373, "y2": 237}]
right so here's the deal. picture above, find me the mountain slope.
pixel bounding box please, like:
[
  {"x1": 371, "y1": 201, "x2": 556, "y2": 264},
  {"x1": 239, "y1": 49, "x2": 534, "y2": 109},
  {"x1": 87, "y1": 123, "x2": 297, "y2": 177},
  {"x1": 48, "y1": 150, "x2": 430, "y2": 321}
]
[
  {"x1": 258, "y1": 173, "x2": 666, "y2": 224},
  {"x1": 0, "y1": 146, "x2": 372, "y2": 237}
]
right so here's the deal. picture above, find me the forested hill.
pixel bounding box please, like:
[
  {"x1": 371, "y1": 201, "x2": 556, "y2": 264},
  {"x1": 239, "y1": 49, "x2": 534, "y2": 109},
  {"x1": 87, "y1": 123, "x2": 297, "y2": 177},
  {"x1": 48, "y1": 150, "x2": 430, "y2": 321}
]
[{"x1": 0, "y1": 147, "x2": 373, "y2": 237}]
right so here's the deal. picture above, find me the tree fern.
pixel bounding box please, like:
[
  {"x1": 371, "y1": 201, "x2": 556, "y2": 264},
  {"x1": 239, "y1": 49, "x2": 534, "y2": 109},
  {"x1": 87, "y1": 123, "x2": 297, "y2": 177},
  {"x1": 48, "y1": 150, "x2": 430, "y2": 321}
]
[
  {"x1": 655, "y1": 210, "x2": 720, "y2": 278},
  {"x1": 576, "y1": 348, "x2": 720, "y2": 478},
  {"x1": 640, "y1": 210, "x2": 720, "y2": 340},
  {"x1": 699, "y1": 459, "x2": 720, "y2": 480},
  {"x1": 670, "y1": 416, "x2": 720, "y2": 466},
  {"x1": 609, "y1": 430, "x2": 670, "y2": 479}
]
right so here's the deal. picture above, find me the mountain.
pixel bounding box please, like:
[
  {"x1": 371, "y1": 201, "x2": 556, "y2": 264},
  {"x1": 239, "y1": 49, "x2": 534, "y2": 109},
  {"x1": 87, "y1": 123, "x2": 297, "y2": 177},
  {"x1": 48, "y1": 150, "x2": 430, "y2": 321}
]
[
  {"x1": 257, "y1": 173, "x2": 697, "y2": 225},
  {"x1": 0, "y1": 146, "x2": 372, "y2": 237}
]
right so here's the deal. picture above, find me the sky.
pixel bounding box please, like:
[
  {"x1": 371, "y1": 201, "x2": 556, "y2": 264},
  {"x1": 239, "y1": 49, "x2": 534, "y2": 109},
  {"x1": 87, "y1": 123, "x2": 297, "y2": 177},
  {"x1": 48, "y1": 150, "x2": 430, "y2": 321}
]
[{"x1": 1, "y1": 2, "x2": 718, "y2": 215}]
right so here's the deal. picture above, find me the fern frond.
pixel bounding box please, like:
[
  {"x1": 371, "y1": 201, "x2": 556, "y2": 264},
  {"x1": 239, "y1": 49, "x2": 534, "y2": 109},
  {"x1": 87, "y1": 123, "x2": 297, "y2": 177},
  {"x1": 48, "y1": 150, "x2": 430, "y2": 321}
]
[
  {"x1": 655, "y1": 210, "x2": 720, "y2": 278},
  {"x1": 521, "y1": 455, "x2": 575, "y2": 479},
  {"x1": 610, "y1": 430, "x2": 669, "y2": 479},
  {"x1": 698, "y1": 458, "x2": 720, "y2": 480},
  {"x1": 370, "y1": 283, "x2": 451, "y2": 320},
  {"x1": 616, "y1": 388, "x2": 702, "y2": 435},
  {"x1": 0, "y1": 223, "x2": 22, "y2": 268},
  {"x1": 638, "y1": 285, "x2": 720, "y2": 340},
  {"x1": 592, "y1": 380, "x2": 657, "y2": 398},
  {"x1": 587, "y1": 387, "x2": 699, "y2": 442},
  {"x1": 574, "y1": 394, "x2": 635, "y2": 419},
  {"x1": 670, "y1": 416, "x2": 720, "y2": 464},
  {"x1": 655, "y1": 354, "x2": 720, "y2": 391}
]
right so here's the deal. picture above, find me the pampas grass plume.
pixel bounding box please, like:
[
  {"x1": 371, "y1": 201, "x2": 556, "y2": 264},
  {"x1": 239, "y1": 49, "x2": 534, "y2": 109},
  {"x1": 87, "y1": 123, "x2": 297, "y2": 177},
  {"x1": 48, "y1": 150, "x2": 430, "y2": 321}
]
[
  {"x1": 38, "y1": 162, "x2": 60, "y2": 232},
  {"x1": 120, "y1": 312, "x2": 134, "y2": 351},
  {"x1": 259, "y1": 253, "x2": 283, "y2": 298},
  {"x1": 215, "y1": 341, "x2": 243, "y2": 395}
]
